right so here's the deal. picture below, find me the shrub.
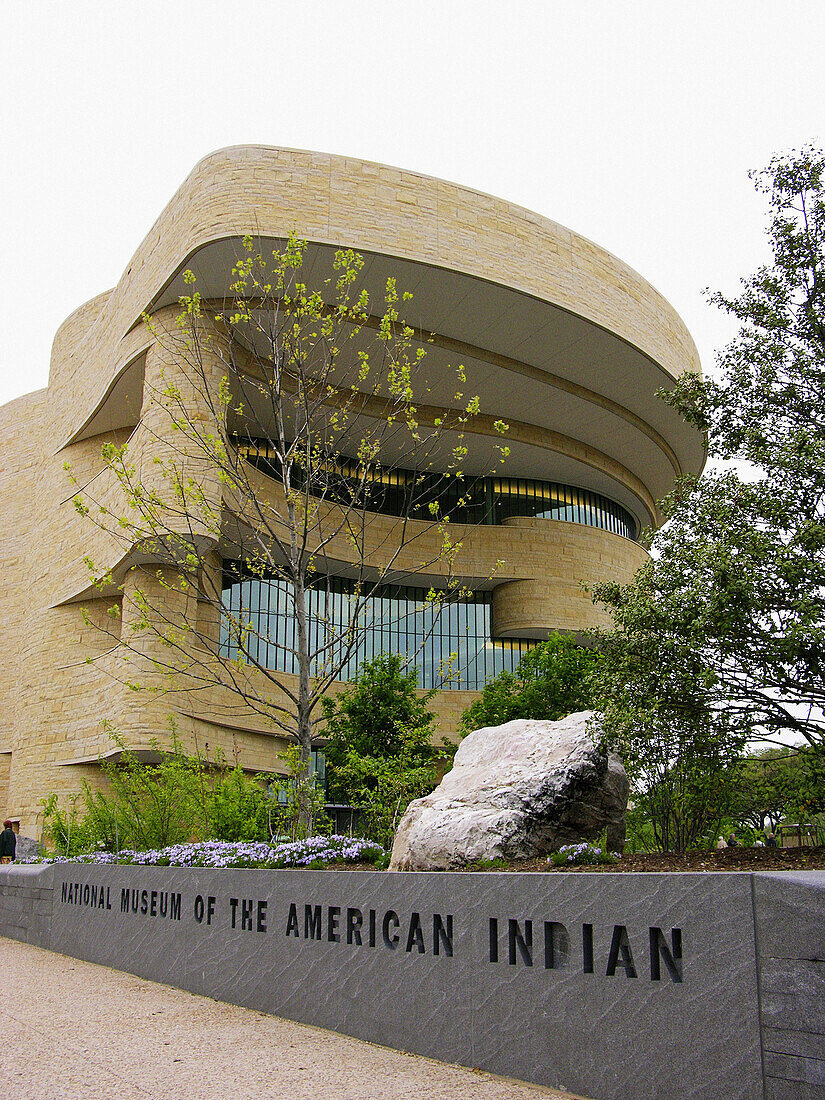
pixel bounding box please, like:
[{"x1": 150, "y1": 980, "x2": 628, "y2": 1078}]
[
  {"x1": 39, "y1": 725, "x2": 324, "y2": 856},
  {"x1": 321, "y1": 654, "x2": 453, "y2": 843}
]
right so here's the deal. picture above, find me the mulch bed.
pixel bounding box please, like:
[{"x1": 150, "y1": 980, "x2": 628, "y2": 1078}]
[
  {"x1": 329, "y1": 846, "x2": 825, "y2": 873},
  {"x1": 478, "y1": 845, "x2": 825, "y2": 873}
]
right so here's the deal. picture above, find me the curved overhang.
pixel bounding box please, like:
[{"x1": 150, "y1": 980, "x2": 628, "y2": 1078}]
[{"x1": 53, "y1": 146, "x2": 706, "y2": 531}]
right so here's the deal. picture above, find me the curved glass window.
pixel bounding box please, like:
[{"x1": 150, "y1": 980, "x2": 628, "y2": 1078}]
[
  {"x1": 220, "y1": 571, "x2": 532, "y2": 691},
  {"x1": 233, "y1": 438, "x2": 638, "y2": 541}
]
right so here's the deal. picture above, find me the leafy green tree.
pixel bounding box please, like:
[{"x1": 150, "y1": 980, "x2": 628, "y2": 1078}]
[
  {"x1": 597, "y1": 148, "x2": 825, "y2": 748},
  {"x1": 322, "y1": 653, "x2": 439, "y2": 782},
  {"x1": 587, "y1": 584, "x2": 744, "y2": 851},
  {"x1": 726, "y1": 749, "x2": 802, "y2": 834},
  {"x1": 717, "y1": 746, "x2": 825, "y2": 845},
  {"x1": 588, "y1": 147, "x2": 825, "y2": 849},
  {"x1": 459, "y1": 633, "x2": 600, "y2": 734},
  {"x1": 590, "y1": 555, "x2": 749, "y2": 850},
  {"x1": 320, "y1": 653, "x2": 451, "y2": 839}
]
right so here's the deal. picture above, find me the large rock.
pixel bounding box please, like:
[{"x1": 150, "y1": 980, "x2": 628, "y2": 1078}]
[
  {"x1": 13, "y1": 835, "x2": 40, "y2": 861},
  {"x1": 389, "y1": 711, "x2": 627, "y2": 870}
]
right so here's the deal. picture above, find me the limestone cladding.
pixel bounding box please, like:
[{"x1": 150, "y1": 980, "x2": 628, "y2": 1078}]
[{"x1": 0, "y1": 147, "x2": 701, "y2": 835}]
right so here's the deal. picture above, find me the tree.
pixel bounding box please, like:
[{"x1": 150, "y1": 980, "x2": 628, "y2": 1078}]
[
  {"x1": 320, "y1": 653, "x2": 452, "y2": 843},
  {"x1": 70, "y1": 236, "x2": 509, "y2": 803},
  {"x1": 588, "y1": 568, "x2": 745, "y2": 850},
  {"x1": 726, "y1": 749, "x2": 800, "y2": 835},
  {"x1": 459, "y1": 632, "x2": 600, "y2": 734},
  {"x1": 593, "y1": 147, "x2": 825, "y2": 753},
  {"x1": 321, "y1": 652, "x2": 438, "y2": 775}
]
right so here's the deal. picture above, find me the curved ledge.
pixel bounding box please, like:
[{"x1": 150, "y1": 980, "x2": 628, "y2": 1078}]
[
  {"x1": 39, "y1": 147, "x2": 704, "y2": 512},
  {"x1": 491, "y1": 524, "x2": 648, "y2": 637}
]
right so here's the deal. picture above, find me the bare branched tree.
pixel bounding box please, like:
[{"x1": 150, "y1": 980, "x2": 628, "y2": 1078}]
[{"x1": 70, "y1": 236, "x2": 510, "y2": 803}]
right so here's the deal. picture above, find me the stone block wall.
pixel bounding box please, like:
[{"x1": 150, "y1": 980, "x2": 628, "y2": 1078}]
[
  {"x1": 0, "y1": 865, "x2": 53, "y2": 948},
  {"x1": 1, "y1": 866, "x2": 824, "y2": 1100},
  {"x1": 754, "y1": 872, "x2": 825, "y2": 1099}
]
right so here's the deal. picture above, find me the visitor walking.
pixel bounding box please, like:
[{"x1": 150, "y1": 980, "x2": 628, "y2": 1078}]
[{"x1": 0, "y1": 819, "x2": 16, "y2": 863}]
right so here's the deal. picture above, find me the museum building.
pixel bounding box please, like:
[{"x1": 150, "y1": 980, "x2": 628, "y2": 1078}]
[{"x1": 0, "y1": 147, "x2": 705, "y2": 835}]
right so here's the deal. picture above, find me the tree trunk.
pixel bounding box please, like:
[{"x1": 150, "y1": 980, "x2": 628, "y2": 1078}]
[{"x1": 292, "y1": 571, "x2": 315, "y2": 835}]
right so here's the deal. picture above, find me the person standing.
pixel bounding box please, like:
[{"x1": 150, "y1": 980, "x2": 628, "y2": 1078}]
[{"x1": 0, "y1": 819, "x2": 16, "y2": 864}]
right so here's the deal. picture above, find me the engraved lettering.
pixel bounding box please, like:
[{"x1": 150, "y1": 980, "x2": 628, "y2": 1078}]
[
  {"x1": 489, "y1": 917, "x2": 499, "y2": 962},
  {"x1": 543, "y1": 921, "x2": 569, "y2": 970},
  {"x1": 650, "y1": 927, "x2": 683, "y2": 983},
  {"x1": 433, "y1": 914, "x2": 453, "y2": 957},
  {"x1": 327, "y1": 905, "x2": 340, "y2": 943},
  {"x1": 285, "y1": 903, "x2": 299, "y2": 937},
  {"x1": 606, "y1": 925, "x2": 637, "y2": 978},
  {"x1": 508, "y1": 919, "x2": 533, "y2": 967},
  {"x1": 241, "y1": 899, "x2": 253, "y2": 930},
  {"x1": 346, "y1": 908, "x2": 363, "y2": 945},
  {"x1": 305, "y1": 904, "x2": 322, "y2": 940},
  {"x1": 582, "y1": 923, "x2": 594, "y2": 973},
  {"x1": 382, "y1": 910, "x2": 400, "y2": 949},
  {"x1": 405, "y1": 912, "x2": 425, "y2": 954}
]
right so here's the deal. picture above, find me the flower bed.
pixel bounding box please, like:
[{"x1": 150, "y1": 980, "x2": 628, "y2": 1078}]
[
  {"x1": 18, "y1": 834, "x2": 385, "y2": 869},
  {"x1": 547, "y1": 842, "x2": 620, "y2": 867}
]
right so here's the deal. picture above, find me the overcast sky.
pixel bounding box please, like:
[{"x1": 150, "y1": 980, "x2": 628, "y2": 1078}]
[{"x1": 1, "y1": 1, "x2": 823, "y2": 410}]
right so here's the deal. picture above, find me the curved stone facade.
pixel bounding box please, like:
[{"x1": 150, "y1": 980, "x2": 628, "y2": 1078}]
[{"x1": 0, "y1": 147, "x2": 704, "y2": 834}]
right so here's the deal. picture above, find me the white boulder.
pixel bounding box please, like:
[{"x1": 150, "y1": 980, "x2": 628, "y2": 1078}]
[{"x1": 389, "y1": 711, "x2": 627, "y2": 871}]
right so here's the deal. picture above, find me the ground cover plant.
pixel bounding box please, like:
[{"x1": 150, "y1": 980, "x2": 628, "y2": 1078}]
[
  {"x1": 548, "y1": 842, "x2": 620, "y2": 867},
  {"x1": 492, "y1": 846, "x2": 825, "y2": 873},
  {"x1": 20, "y1": 838, "x2": 825, "y2": 873},
  {"x1": 19, "y1": 834, "x2": 386, "y2": 869}
]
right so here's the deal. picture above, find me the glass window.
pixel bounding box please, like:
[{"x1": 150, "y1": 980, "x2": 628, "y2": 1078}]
[
  {"x1": 220, "y1": 569, "x2": 535, "y2": 691},
  {"x1": 232, "y1": 436, "x2": 638, "y2": 540}
]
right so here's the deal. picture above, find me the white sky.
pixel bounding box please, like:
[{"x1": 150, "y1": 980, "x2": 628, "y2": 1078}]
[{"x1": 1, "y1": 1, "x2": 823, "y2": 410}]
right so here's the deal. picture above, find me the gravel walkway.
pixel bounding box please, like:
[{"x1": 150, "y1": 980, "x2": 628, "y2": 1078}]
[{"x1": 0, "y1": 936, "x2": 587, "y2": 1100}]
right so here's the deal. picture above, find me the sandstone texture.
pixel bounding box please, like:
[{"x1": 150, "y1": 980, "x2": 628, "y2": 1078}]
[{"x1": 389, "y1": 711, "x2": 627, "y2": 870}]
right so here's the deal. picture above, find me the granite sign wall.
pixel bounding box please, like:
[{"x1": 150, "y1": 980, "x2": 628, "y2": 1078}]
[{"x1": 2, "y1": 865, "x2": 824, "y2": 1100}]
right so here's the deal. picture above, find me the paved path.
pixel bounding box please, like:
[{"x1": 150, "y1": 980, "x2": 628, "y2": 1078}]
[{"x1": 0, "y1": 937, "x2": 587, "y2": 1100}]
